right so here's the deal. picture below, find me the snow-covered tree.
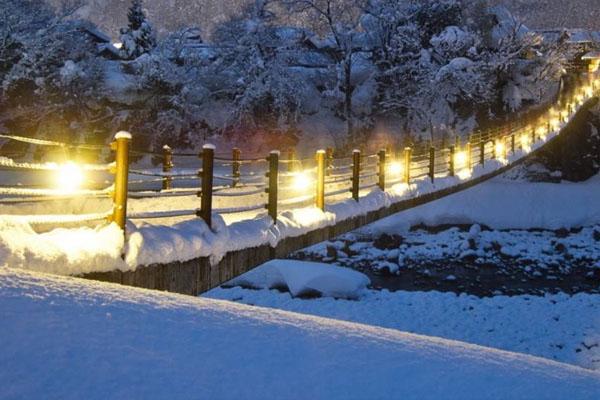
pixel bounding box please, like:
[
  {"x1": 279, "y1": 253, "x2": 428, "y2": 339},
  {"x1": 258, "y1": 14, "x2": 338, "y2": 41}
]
[
  {"x1": 282, "y1": 0, "x2": 368, "y2": 141},
  {"x1": 120, "y1": 0, "x2": 157, "y2": 60},
  {"x1": 213, "y1": 0, "x2": 307, "y2": 136}
]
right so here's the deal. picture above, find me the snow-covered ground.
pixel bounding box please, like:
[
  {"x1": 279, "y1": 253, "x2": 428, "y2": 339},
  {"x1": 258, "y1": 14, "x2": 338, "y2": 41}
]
[
  {"x1": 2, "y1": 267, "x2": 600, "y2": 400},
  {"x1": 208, "y1": 282, "x2": 600, "y2": 371}
]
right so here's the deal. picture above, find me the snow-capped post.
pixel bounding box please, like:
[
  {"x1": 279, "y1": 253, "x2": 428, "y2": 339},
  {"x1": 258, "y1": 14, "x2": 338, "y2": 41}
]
[
  {"x1": 316, "y1": 150, "x2": 326, "y2": 210},
  {"x1": 351, "y1": 149, "x2": 360, "y2": 201},
  {"x1": 404, "y1": 147, "x2": 412, "y2": 184},
  {"x1": 449, "y1": 145, "x2": 455, "y2": 177},
  {"x1": 428, "y1": 146, "x2": 435, "y2": 183},
  {"x1": 198, "y1": 144, "x2": 214, "y2": 228},
  {"x1": 378, "y1": 149, "x2": 386, "y2": 191},
  {"x1": 266, "y1": 150, "x2": 279, "y2": 222},
  {"x1": 232, "y1": 148, "x2": 241, "y2": 188},
  {"x1": 111, "y1": 131, "x2": 131, "y2": 232},
  {"x1": 162, "y1": 145, "x2": 173, "y2": 191},
  {"x1": 326, "y1": 147, "x2": 334, "y2": 176}
]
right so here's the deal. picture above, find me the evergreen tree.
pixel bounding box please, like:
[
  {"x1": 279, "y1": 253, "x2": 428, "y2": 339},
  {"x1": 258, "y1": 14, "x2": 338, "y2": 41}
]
[{"x1": 120, "y1": 0, "x2": 156, "y2": 60}]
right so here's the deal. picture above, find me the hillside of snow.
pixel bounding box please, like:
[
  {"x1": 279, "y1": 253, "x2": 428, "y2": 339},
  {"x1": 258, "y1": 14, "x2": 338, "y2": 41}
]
[{"x1": 1, "y1": 267, "x2": 600, "y2": 399}]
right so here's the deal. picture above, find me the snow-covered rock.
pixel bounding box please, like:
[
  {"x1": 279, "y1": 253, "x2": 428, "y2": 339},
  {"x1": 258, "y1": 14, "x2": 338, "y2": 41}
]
[{"x1": 226, "y1": 259, "x2": 370, "y2": 299}]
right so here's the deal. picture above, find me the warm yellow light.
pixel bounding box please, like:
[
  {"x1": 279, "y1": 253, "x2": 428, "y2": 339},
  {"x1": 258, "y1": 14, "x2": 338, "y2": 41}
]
[
  {"x1": 550, "y1": 118, "x2": 560, "y2": 130},
  {"x1": 576, "y1": 94, "x2": 584, "y2": 104},
  {"x1": 584, "y1": 86, "x2": 593, "y2": 97},
  {"x1": 454, "y1": 151, "x2": 468, "y2": 169},
  {"x1": 495, "y1": 142, "x2": 506, "y2": 159},
  {"x1": 521, "y1": 134, "x2": 531, "y2": 152},
  {"x1": 388, "y1": 161, "x2": 403, "y2": 175},
  {"x1": 291, "y1": 171, "x2": 312, "y2": 191},
  {"x1": 536, "y1": 126, "x2": 547, "y2": 140},
  {"x1": 56, "y1": 162, "x2": 84, "y2": 192},
  {"x1": 561, "y1": 110, "x2": 569, "y2": 121}
]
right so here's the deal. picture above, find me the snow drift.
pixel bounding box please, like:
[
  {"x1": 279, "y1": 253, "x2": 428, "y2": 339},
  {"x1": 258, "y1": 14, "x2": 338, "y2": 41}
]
[{"x1": 1, "y1": 268, "x2": 600, "y2": 400}]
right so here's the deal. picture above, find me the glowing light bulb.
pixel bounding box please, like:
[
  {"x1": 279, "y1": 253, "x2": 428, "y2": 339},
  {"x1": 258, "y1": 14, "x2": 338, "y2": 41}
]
[
  {"x1": 388, "y1": 161, "x2": 403, "y2": 175},
  {"x1": 291, "y1": 171, "x2": 312, "y2": 191},
  {"x1": 536, "y1": 126, "x2": 547, "y2": 141},
  {"x1": 56, "y1": 162, "x2": 84, "y2": 193},
  {"x1": 453, "y1": 151, "x2": 468, "y2": 169},
  {"x1": 495, "y1": 142, "x2": 506, "y2": 159},
  {"x1": 521, "y1": 134, "x2": 531, "y2": 152}
]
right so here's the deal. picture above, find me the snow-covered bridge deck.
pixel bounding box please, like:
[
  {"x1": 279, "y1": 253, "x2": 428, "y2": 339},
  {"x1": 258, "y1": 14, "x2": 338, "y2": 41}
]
[{"x1": 0, "y1": 76, "x2": 598, "y2": 295}]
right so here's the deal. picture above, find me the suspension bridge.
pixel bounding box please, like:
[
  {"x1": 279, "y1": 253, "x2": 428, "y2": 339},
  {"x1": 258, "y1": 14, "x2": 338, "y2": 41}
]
[{"x1": 0, "y1": 72, "x2": 598, "y2": 295}]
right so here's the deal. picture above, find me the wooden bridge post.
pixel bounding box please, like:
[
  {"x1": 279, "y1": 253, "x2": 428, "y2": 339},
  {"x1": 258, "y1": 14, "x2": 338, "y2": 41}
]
[
  {"x1": 326, "y1": 147, "x2": 333, "y2": 176},
  {"x1": 198, "y1": 144, "x2": 215, "y2": 228},
  {"x1": 465, "y1": 141, "x2": 472, "y2": 170},
  {"x1": 287, "y1": 148, "x2": 297, "y2": 173},
  {"x1": 449, "y1": 145, "x2": 455, "y2": 177},
  {"x1": 316, "y1": 150, "x2": 326, "y2": 210},
  {"x1": 112, "y1": 131, "x2": 131, "y2": 232},
  {"x1": 479, "y1": 140, "x2": 485, "y2": 166},
  {"x1": 266, "y1": 150, "x2": 279, "y2": 222},
  {"x1": 404, "y1": 147, "x2": 411, "y2": 184},
  {"x1": 531, "y1": 126, "x2": 536, "y2": 145},
  {"x1": 428, "y1": 146, "x2": 435, "y2": 183},
  {"x1": 232, "y1": 147, "x2": 241, "y2": 187},
  {"x1": 491, "y1": 139, "x2": 497, "y2": 160},
  {"x1": 378, "y1": 149, "x2": 386, "y2": 191},
  {"x1": 352, "y1": 149, "x2": 360, "y2": 201},
  {"x1": 162, "y1": 145, "x2": 173, "y2": 191},
  {"x1": 510, "y1": 134, "x2": 515, "y2": 155}
]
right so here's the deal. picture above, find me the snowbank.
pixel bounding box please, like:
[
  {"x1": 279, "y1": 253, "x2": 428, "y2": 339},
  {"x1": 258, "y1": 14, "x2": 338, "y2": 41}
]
[
  {"x1": 226, "y1": 259, "x2": 370, "y2": 299},
  {"x1": 208, "y1": 285, "x2": 600, "y2": 371},
  {"x1": 366, "y1": 174, "x2": 600, "y2": 235},
  {"x1": 1, "y1": 268, "x2": 600, "y2": 400}
]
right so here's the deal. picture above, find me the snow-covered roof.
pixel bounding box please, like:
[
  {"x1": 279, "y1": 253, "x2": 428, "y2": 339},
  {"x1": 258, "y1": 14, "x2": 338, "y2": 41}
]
[
  {"x1": 536, "y1": 29, "x2": 600, "y2": 44},
  {"x1": 83, "y1": 26, "x2": 111, "y2": 43},
  {"x1": 582, "y1": 51, "x2": 600, "y2": 60},
  {"x1": 97, "y1": 43, "x2": 122, "y2": 60}
]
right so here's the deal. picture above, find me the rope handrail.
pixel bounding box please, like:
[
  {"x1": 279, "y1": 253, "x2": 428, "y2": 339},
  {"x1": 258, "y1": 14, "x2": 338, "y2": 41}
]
[
  {"x1": 130, "y1": 169, "x2": 198, "y2": 178},
  {"x1": 325, "y1": 174, "x2": 352, "y2": 185},
  {"x1": 212, "y1": 187, "x2": 265, "y2": 197},
  {"x1": 0, "y1": 133, "x2": 106, "y2": 150},
  {"x1": 278, "y1": 194, "x2": 315, "y2": 206},
  {"x1": 324, "y1": 187, "x2": 351, "y2": 198},
  {"x1": 128, "y1": 189, "x2": 200, "y2": 199},
  {"x1": 214, "y1": 203, "x2": 267, "y2": 214},
  {"x1": 0, "y1": 187, "x2": 111, "y2": 198},
  {"x1": 0, "y1": 211, "x2": 111, "y2": 225},
  {"x1": 128, "y1": 209, "x2": 197, "y2": 220},
  {"x1": 0, "y1": 157, "x2": 112, "y2": 172}
]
